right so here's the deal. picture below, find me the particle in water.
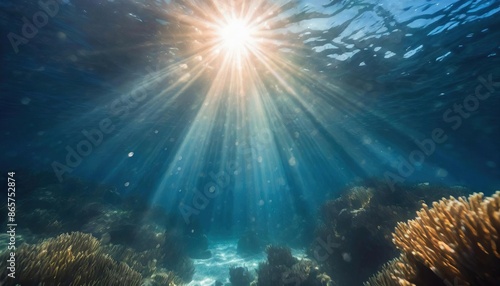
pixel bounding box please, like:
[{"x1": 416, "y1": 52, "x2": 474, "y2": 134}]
[{"x1": 21, "y1": 97, "x2": 31, "y2": 105}]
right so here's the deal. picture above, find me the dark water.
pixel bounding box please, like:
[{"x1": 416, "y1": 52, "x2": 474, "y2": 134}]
[{"x1": 1, "y1": 0, "x2": 499, "y2": 285}]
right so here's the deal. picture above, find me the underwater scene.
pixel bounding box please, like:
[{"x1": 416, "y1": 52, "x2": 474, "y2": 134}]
[{"x1": 1, "y1": 0, "x2": 500, "y2": 285}]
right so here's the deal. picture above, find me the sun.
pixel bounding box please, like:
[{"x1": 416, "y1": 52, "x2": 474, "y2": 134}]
[
  {"x1": 216, "y1": 18, "x2": 255, "y2": 57},
  {"x1": 164, "y1": 0, "x2": 299, "y2": 92}
]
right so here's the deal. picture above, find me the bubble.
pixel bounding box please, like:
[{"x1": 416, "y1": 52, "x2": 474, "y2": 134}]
[
  {"x1": 288, "y1": 157, "x2": 296, "y2": 166},
  {"x1": 277, "y1": 177, "x2": 286, "y2": 185},
  {"x1": 436, "y1": 168, "x2": 448, "y2": 178},
  {"x1": 21, "y1": 97, "x2": 31, "y2": 105},
  {"x1": 124, "y1": 182, "x2": 130, "y2": 187},
  {"x1": 128, "y1": 152, "x2": 134, "y2": 157},
  {"x1": 258, "y1": 200, "x2": 265, "y2": 206},
  {"x1": 57, "y1": 32, "x2": 66, "y2": 40},
  {"x1": 342, "y1": 252, "x2": 351, "y2": 262}
]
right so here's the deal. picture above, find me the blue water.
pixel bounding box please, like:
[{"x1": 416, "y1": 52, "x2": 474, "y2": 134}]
[{"x1": 1, "y1": 0, "x2": 500, "y2": 285}]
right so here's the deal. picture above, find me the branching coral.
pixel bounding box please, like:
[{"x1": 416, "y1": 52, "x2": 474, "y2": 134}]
[
  {"x1": 0, "y1": 232, "x2": 142, "y2": 286},
  {"x1": 313, "y1": 183, "x2": 468, "y2": 286},
  {"x1": 364, "y1": 254, "x2": 417, "y2": 286},
  {"x1": 365, "y1": 191, "x2": 500, "y2": 286}
]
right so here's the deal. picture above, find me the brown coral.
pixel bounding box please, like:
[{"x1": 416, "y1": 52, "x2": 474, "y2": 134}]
[
  {"x1": 0, "y1": 232, "x2": 142, "y2": 286},
  {"x1": 365, "y1": 191, "x2": 500, "y2": 286},
  {"x1": 256, "y1": 245, "x2": 331, "y2": 286},
  {"x1": 364, "y1": 254, "x2": 416, "y2": 286},
  {"x1": 150, "y1": 271, "x2": 184, "y2": 286}
]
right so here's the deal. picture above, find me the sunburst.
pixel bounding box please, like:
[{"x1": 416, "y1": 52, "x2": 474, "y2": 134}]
[
  {"x1": 150, "y1": 0, "x2": 355, "y2": 226},
  {"x1": 217, "y1": 18, "x2": 255, "y2": 57},
  {"x1": 164, "y1": 0, "x2": 299, "y2": 95}
]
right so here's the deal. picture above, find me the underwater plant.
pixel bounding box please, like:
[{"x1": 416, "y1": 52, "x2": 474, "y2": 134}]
[
  {"x1": 0, "y1": 232, "x2": 142, "y2": 286},
  {"x1": 365, "y1": 191, "x2": 500, "y2": 286}
]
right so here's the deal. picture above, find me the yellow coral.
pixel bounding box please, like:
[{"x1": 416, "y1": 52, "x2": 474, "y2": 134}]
[
  {"x1": 364, "y1": 254, "x2": 416, "y2": 286},
  {"x1": 365, "y1": 191, "x2": 500, "y2": 286},
  {"x1": 0, "y1": 232, "x2": 142, "y2": 286}
]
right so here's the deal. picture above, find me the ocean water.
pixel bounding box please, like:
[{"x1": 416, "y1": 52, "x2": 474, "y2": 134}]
[{"x1": 1, "y1": 0, "x2": 499, "y2": 285}]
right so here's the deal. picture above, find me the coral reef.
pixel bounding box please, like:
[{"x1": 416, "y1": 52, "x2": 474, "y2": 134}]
[
  {"x1": 265, "y1": 245, "x2": 297, "y2": 268},
  {"x1": 0, "y1": 232, "x2": 142, "y2": 286},
  {"x1": 1, "y1": 185, "x2": 195, "y2": 284},
  {"x1": 229, "y1": 266, "x2": 253, "y2": 286},
  {"x1": 364, "y1": 254, "x2": 417, "y2": 286},
  {"x1": 365, "y1": 191, "x2": 500, "y2": 286},
  {"x1": 311, "y1": 182, "x2": 467, "y2": 286},
  {"x1": 256, "y1": 245, "x2": 331, "y2": 286},
  {"x1": 3, "y1": 171, "x2": 195, "y2": 284},
  {"x1": 146, "y1": 271, "x2": 184, "y2": 286},
  {"x1": 11, "y1": 172, "x2": 126, "y2": 239},
  {"x1": 103, "y1": 228, "x2": 195, "y2": 283}
]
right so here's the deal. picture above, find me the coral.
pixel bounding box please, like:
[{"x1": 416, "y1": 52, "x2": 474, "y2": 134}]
[
  {"x1": 289, "y1": 260, "x2": 333, "y2": 286},
  {"x1": 365, "y1": 192, "x2": 500, "y2": 286},
  {"x1": 364, "y1": 254, "x2": 417, "y2": 286},
  {"x1": 104, "y1": 244, "x2": 159, "y2": 277},
  {"x1": 0, "y1": 171, "x2": 194, "y2": 284},
  {"x1": 230, "y1": 266, "x2": 253, "y2": 286},
  {"x1": 311, "y1": 183, "x2": 468, "y2": 286},
  {"x1": 0, "y1": 232, "x2": 142, "y2": 286},
  {"x1": 257, "y1": 262, "x2": 289, "y2": 286},
  {"x1": 103, "y1": 230, "x2": 194, "y2": 283},
  {"x1": 172, "y1": 256, "x2": 195, "y2": 282},
  {"x1": 265, "y1": 245, "x2": 297, "y2": 268},
  {"x1": 346, "y1": 186, "x2": 374, "y2": 210},
  {"x1": 149, "y1": 271, "x2": 184, "y2": 286},
  {"x1": 256, "y1": 245, "x2": 331, "y2": 286}
]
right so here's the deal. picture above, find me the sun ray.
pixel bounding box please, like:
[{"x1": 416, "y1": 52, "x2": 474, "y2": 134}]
[{"x1": 147, "y1": 0, "x2": 402, "y2": 229}]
